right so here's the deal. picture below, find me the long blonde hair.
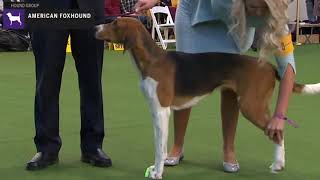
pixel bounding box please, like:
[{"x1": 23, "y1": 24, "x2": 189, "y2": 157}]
[{"x1": 230, "y1": 0, "x2": 289, "y2": 61}]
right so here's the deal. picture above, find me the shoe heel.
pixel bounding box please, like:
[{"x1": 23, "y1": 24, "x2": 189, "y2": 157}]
[{"x1": 179, "y1": 155, "x2": 184, "y2": 161}]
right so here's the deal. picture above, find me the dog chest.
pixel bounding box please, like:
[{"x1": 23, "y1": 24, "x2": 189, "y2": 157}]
[{"x1": 171, "y1": 95, "x2": 209, "y2": 110}]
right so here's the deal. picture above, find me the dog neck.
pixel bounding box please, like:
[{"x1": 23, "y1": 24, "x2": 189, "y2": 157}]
[{"x1": 128, "y1": 30, "x2": 166, "y2": 77}]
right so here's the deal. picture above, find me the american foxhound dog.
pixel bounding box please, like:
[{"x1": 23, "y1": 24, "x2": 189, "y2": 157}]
[{"x1": 95, "y1": 17, "x2": 320, "y2": 179}]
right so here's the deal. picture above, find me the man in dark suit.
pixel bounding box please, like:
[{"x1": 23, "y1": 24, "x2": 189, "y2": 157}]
[{"x1": 26, "y1": 0, "x2": 112, "y2": 170}]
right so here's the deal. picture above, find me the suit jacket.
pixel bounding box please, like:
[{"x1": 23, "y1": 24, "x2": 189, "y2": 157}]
[{"x1": 77, "y1": 0, "x2": 104, "y2": 22}]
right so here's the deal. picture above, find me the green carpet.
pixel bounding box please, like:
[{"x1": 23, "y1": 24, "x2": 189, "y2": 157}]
[{"x1": 0, "y1": 44, "x2": 319, "y2": 180}]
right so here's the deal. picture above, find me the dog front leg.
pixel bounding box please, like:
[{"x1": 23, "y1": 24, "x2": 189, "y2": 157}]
[
  {"x1": 141, "y1": 77, "x2": 171, "y2": 179},
  {"x1": 147, "y1": 105, "x2": 170, "y2": 179},
  {"x1": 270, "y1": 137, "x2": 285, "y2": 173}
]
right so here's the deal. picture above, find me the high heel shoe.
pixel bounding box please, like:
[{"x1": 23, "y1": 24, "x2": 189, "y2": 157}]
[
  {"x1": 164, "y1": 153, "x2": 184, "y2": 166},
  {"x1": 223, "y1": 161, "x2": 240, "y2": 173}
]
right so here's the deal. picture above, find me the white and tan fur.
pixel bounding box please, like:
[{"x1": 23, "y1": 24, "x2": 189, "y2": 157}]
[{"x1": 95, "y1": 18, "x2": 320, "y2": 179}]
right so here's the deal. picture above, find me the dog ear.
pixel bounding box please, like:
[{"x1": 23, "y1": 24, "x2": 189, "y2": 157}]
[
  {"x1": 123, "y1": 36, "x2": 134, "y2": 54},
  {"x1": 123, "y1": 29, "x2": 135, "y2": 54}
]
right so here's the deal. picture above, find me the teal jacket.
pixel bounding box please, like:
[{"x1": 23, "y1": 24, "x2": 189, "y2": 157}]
[
  {"x1": 190, "y1": 0, "x2": 258, "y2": 52},
  {"x1": 191, "y1": 0, "x2": 231, "y2": 26},
  {"x1": 187, "y1": 0, "x2": 296, "y2": 77}
]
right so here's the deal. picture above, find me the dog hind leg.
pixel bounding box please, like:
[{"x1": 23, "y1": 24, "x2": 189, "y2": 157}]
[
  {"x1": 270, "y1": 138, "x2": 285, "y2": 173},
  {"x1": 238, "y1": 97, "x2": 270, "y2": 130},
  {"x1": 238, "y1": 92, "x2": 285, "y2": 173}
]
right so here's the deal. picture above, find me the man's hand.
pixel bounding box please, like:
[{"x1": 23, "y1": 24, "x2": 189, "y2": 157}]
[
  {"x1": 245, "y1": 0, "x2": 269, "y2": 16},
  {"x1": 135, "y1": 0, "x2": 159, "y2": 13}
]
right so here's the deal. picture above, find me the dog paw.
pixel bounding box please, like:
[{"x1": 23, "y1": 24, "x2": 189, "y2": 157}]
[
  {"x1": 145, "y1": 165, "x2": 162, "y2": 179},
  {"x1": 269, "y1": 161, "x2": 285, "y2": 174}
]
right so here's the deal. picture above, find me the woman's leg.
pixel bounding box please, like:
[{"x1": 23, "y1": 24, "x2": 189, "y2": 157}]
[
  {"x1": 168, "y1": 108, "x2": 192, "y2": 157},
  {"x1": 221, "y1": 89, "x2": 239, "y2": 164}
]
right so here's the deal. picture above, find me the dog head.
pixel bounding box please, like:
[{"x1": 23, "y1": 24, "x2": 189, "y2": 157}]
[
  {"x1": 95, "y1": 17, "x2": 145, "y2": 51},
  {"x1": 6, "y1": 12, "x2": 12, "y2": 17}
]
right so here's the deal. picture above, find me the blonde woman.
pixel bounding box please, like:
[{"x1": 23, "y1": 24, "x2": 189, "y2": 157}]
[{"x1": 136, "y1": 0, "x2": 295, "y2": 173}]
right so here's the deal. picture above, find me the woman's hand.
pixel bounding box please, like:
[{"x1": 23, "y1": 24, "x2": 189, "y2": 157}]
[
  {"x1": 265, "y1": 115, "x2": 285, "y2": 144},
  {"x1": 245, "y1": 0, "x2": 269, "y2": 16},
  {"x1": 135, "y1": 0, "x2": 159, "y2": 13}
]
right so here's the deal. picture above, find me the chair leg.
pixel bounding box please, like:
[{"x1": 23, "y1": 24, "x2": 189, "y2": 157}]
[{"x1": 152, "y1": 24, "x2": 156, "y2": 40}]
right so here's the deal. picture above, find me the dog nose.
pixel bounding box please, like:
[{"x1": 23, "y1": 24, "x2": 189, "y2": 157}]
[
  {"x1": 95, "y1": 25, "x2": 105, "y2": 40},
  {"x1": 95, "y1": 24, "x2": 104, "y2": 33}
]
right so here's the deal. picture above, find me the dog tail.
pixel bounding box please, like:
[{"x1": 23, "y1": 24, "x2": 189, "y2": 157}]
[
  {"x1": 273, "y1": 66, "x2": 320, "y2": 95},
  {"x1": 293, "y1": 83, "x2": 320, "y2": 95}
]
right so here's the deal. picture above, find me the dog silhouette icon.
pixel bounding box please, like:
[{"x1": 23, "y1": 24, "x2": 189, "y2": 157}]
[{"x1": 6, "y1": 12, "x2": 22, "y2": 26}]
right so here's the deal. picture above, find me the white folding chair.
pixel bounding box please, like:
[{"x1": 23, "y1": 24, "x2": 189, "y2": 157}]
[{"x1": 150, "y1": 6, "x2": 176, "y2": 49}]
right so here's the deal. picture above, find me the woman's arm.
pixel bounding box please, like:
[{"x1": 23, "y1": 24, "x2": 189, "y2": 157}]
[
  {"x1": 265, "y1": 63, "x2": 295, "y2": 144},
  {"x1": 244, "y1": 0, "x2": 296, "y2": 144},
  {"x1": 265, "y1": 32, "x2": 296, "y2": 144}
]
